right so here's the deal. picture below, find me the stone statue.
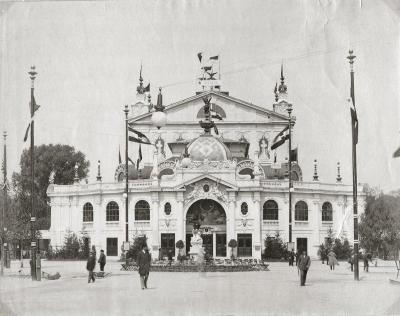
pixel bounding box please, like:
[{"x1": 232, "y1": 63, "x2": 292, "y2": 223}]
[
  {"x1": 189, "y1": 228, "x2": 204, "y2": 263},
  {"x1": 49, "y1": 170, "x2": 56, "y2": 184}
]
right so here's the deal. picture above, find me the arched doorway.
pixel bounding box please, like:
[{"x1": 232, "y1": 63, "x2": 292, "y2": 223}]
[{"x1": 186, "y1": 199, "x2": 227, "y2": 258}]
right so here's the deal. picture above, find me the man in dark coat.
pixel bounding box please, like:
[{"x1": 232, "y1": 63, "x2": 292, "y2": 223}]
[
  {"x1": 86, "y1": 251, "x2": 96, "y2": 283},
  {"x1": 289, "y1": 250, "x2": 295, "y2": 266},
  {"x1": 98, "y1": 249, "x2": 106, "y2": 272},
  {"x1": 137, "y1": 245, "x2": 151, "y2": 289},
  {"x1": 298, "y1": 250, "x2": 311, "y2": 286}
]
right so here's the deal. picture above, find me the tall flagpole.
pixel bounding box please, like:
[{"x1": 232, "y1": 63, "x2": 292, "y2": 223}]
[
  {"x1": 348, "y1": 50, "x2": 359, "y2": 281},
  {"x1": 1, "y1": 131, "x2": 6, "y2": 276},
  {"x1": 288, "y1": 106, "x2": 293, "y2": 245},
  {"x1": 124, "y1": 105, "x2": 129, "y2": 244},
  {"x1": 28, "y1": 66, "x2": 38, "y2": 281}
]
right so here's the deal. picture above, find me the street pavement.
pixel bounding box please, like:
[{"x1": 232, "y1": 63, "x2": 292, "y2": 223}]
[{"x1": 0, "y1": 258, "x2": 400, "y2": 316}]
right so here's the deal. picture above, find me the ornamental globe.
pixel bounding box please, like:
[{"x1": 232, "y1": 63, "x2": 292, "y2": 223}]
[
  {"x1": 151, "y1": 111, "x2": 167, "y2": 129},
  {"x1": 181, "y1": 156, "x2": 191, "y2": 168}
]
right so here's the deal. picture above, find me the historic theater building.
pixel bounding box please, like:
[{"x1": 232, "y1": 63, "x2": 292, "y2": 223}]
[{"x1": 46, "y1": 67, "x2": 364, "y2": 259}]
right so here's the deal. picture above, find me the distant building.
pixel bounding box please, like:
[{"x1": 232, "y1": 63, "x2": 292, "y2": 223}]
[{"x1": 46, "y1": 63, "x2": 364, "y2": 259}]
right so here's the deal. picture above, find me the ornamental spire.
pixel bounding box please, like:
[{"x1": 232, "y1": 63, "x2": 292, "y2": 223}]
[
  {"x1": 136, "y1": 63, "x2": 145, "y2": 94},
  {"x1": 278, "y1": 63, "x2": 287, "y2": 96},
  {"x1": 274, "y1": 82, "x2": 278, "y2": 102}
]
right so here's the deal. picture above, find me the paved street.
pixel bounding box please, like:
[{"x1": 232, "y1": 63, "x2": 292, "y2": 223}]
[{"x1": 1, "y1": 259, "x2": 400, "y2": 316}]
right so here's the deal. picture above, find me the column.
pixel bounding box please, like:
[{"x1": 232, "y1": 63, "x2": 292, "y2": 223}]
[
  {"x1": 226, "y1": 192, "x2": 236, "y2": 251},
  {"x1": 151, "y1": 192, "x2": 160, "y2": 258},
  {"x1": 253, "y1": 192, "x2": 261, "y2": 259},
  {"x1": 176, "y1": 192, "x2": 184, "y2": 252}
]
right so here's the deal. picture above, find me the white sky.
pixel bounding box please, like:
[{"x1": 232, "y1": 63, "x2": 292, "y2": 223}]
[{"x1": 0, "y1": 0, "x2": 399, "y2": 192}]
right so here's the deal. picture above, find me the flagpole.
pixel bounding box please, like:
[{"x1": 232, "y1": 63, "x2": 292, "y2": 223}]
[
  {"x1": 124, "y1": 105, "x2": 129, "y2": 244},
  {"x1": 1, "y1": 131, "x2": 6, "y2": 276},
  {"x1": 348, "y1": 50, "x2": 359, "y2": 281},
  {"x1": 287, "y1": 105, "x2": 293, "y2": 245}
]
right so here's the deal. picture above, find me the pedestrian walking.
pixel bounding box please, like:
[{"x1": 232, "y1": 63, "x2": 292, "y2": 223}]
[
  {"x1": 298, "y1": 250, "x2": 311, "y2": 286},
  {"x1": 289, "y1": 250, "x2": 295, "y2": 266},
  {"x1": 137, "y1": 245, "x2": 151, "y2": 289},
  {"x1": 327, "y1": 250, "x2": 338, "y2": 270},
  {"x1": 86, "y1": 251, "x2": 96, "y2": 283},
  {"x1": 348, "y1": 253, "x2": 354, "y2": 272},
  {"x1": 98, "y1": 249, "x2": 106, "y2": 272},
  {"x1": 363, "y1": 252, "x2": 372, "y2": 272}
]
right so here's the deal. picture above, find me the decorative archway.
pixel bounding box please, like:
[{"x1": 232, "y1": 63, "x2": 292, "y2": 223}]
[{"x1": 185, "y1": 199, "x2": 227, "y2": 258}]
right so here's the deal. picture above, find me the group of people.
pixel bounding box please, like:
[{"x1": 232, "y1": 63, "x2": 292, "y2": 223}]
[{"x1": 86, "y1": 248, "x2": 107, "y2": 283}]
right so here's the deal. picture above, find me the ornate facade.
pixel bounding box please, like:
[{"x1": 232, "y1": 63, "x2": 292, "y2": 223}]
[{"x1": 46, "y1": 69, "x2": 364, "y2": 259}]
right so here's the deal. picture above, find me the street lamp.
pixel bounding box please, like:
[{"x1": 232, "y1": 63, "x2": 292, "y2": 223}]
[
  {"x1": 181, "y1": 147, "x2": 191, "y2": 168},
  {"x1": 287, "y1": 102, "x2": 293, "y2": 244}
]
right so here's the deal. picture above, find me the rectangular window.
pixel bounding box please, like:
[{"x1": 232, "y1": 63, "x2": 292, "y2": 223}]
[
  {"x1": 296, "y1": 238, "x2": 308, "y2": 254},
  {"x1": 106, "y1": 238, "x2": 118, "y2": 256},
  {"x1": 161, "y1": 233, "x2": 175, "y2": 257},
  {"x1": 237, "y1": 234, "x2": 252, "y2": 257}
]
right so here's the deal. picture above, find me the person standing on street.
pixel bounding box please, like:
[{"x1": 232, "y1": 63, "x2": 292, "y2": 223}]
[
  {"x1": 86, "y1": 251, "x2": 96, "y2": 283},
  {"x1": 289, "y1": 250, "x2": 295, "y2": 266},
  {"x1": 298, "y1": 250, "x2": 311, "y2": 286},
  {"x1": 137, "y1": 245, "x2": 151, "y2": 289},
  {"x1": 98, "y1": 249, "x2": 106, "y2": 272},
  {"x1": 328, "y1": 250, "x2": 338, "y2": 270},
  {"x1": 348, "y1": 253, "x2": 354, "y2": 272}
]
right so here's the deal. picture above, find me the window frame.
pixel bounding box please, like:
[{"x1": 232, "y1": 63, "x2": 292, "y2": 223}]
[
  {"x1": 295, "y1": 201, "x2": 308, "y2": 221},
  {"x1": 240, "y1": 202, "x2": 248, "y2": 216},
  {"x1": 321, "y1": 202, "x2": 333, "y2": 222},
  {"x1": 106, "y1": 201, "x2": 119, "y2": 222},
  {"x1": 83, "y1": 202, "x2": 94, "y2": 223},
  {"x1": 263, "y1": 200, "x2": 279, "y2": 220},
  {"x1": 135, "y1": 200, "x2": 150, "y2": 221}
]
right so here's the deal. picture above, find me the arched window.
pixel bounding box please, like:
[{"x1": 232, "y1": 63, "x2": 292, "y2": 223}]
[
  {"x1": 164, "y1": 202, "x2": 171, "y2": 216},
  {"x1": 241, "y1": 202, "x2": 248, "y2": 215},
  {"x1": 322, "y1": 202, "x2": 333, "y2": 221},
  {"x1": 295, "y1": 201, "x2": 308, "y2": 221},
  {"x1": 135, "y1": 200, "x2": 150, "y2": 221},
  {"x1": 83, "y1": 202, "x2": 93, "y2": 222},
  {"x1": 263, "y1": 200, "x2": 278, "y2": 220},
  {"x1": 106, "y1": 201, "x2": 119, "y2": 221}
]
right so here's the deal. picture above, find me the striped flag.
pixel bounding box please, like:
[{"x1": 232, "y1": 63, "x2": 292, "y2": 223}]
[
  {"x1": 394, "y1": 147, "x2": 400, "y2": 158},
  {"x1": 137, "y1": 143, "x2": 142, "y2": 170},
  {"x1": 271, "y1": 126, "x2": 290, "y2": 150},
  {"x1": 128, "y1": 127, "x2": 151, "y2": 144},
  {"x1": 349, "y1": 98, "x2": 358, "y2": 145},
  {"x1": 23, "y1": 123, "x2": 31, "y2": 142}
]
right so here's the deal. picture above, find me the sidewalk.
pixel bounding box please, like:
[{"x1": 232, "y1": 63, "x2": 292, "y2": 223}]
[{"x1": 1, "y1": 259, "x2": 399, "y2": 316}]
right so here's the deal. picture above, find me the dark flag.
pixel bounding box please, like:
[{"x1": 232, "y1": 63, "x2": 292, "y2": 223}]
[
  {"x1": 197, "y1": 52, "x2": 203, "y2": 63},
  {"x1": 290, "y1": 147, "x2": 298, "y2": 162},
  {"x1": 23, "y1": 123, "x2": 31, "y2": 142},
  {"x1": 128, "y1": 127, "x2": 151, "y2": 144},
  {"x1": 349, "y1": 99, "x2": 358, "y2": 145},
  {"x1": 271, "y1": 126, "x2": 290, "y2": 150},
  {"x1": 202, "y1": 66, "x2": 212, "y2": 71},
  {"x1": 118, "y1": 146, "x2": 122, "y2": 164},
  {"x1": 128, "y1": 157, "x2": 135, "y2": 165},
  {"x1": 394, "y1": 147, "x2": 400, "y2": 158},
  {"x1": 30, "y1": 95, "x2": 40, "y2": 117},
  {"x1": 210, "y1": 55, "x2": 219, "y2": 60},
  {"x1": 137, "y1": 143, "x2": 142, "y2": 170},
  {"x1": 144, "y1": 83, "x2": 150, "y2": 92}
]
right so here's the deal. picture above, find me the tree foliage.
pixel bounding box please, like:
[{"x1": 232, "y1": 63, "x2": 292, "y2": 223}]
[
  {"x1": 11, "y1": 144, "x2": 89, "y2": 233},
  {"x1": 46, "y1": 230, "x2": 90, "y2": 260},
  {"x1": 359, "y1": 190, "x2": 400, "y2": 259},
  {"x1": 263, "y1": 231, "x2": 287, "y2": 260},
  {"x1": 126, "y1": 235, "x2": 148, "y2": 261}
]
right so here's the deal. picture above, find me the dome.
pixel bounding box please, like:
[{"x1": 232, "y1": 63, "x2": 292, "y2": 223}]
[{"x1": 187, "y1": 135, "x2": 232, "y2": 161}]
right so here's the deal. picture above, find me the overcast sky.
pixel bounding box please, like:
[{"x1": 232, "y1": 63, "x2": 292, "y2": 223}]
[{"x1": 0, "y1": 0, "x2": 399, "y2": 192}]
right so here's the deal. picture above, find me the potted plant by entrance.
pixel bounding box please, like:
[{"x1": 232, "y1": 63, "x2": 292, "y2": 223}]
[
  {"x1": 228, "y1": 239, "x2": 237, "y2": 261},
  {"x1": 176, "y1": 240, "x2": 185, "y2": 264}
]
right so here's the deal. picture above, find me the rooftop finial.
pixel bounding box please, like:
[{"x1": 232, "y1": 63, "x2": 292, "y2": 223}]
[
  {"x1": 336, "y1": 162, "x2": 342, "y2": 183},
  {"x1": 313, "y1": 159, "x2": 319, "y2": 181},
  {"x1": 136, "y1": 63, "x2": 144, "y2": 94},
  {"x1": 278, "y1": 63, "x2": 287, "y2": 96},
  {"x1": 96, "y1": 160, "x2": 102, "y2": 182},
  {"x1": 274, "y1": 82, "x2": 278, "y2": 102}
]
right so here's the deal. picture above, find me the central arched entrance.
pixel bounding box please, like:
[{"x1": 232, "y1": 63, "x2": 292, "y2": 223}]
[{"x1": 185, "y1": 199, "x2": 227, "y2": 258}]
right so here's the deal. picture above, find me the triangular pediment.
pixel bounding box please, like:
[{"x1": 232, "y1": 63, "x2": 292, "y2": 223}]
[
  {"x1": 131, "y1": 90, "x2": 289, "y2": 125},
  {"x1": 175, "y1": 174, "x2": 237, "y2": 191}
]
